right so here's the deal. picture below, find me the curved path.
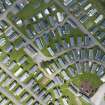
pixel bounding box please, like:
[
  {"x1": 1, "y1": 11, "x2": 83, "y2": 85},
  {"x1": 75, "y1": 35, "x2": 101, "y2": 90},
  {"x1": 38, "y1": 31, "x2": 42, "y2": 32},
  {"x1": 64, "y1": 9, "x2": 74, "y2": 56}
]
[{"x1": 91, "y1": 83, "x2": 105, "y2": 105}]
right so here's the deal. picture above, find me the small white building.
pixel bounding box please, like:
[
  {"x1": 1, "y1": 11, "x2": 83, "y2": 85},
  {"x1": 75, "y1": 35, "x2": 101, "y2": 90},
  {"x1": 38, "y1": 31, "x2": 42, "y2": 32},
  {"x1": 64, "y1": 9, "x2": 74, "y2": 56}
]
[
  {"x1": 20, "y1": 93, "x2": 29, "y2": 102},
  {"x1": 20, "y1": 72, "x2": 29, "y2": 82},
  {"x1": 31, "y1": 16, "x2": 36, "y2": 22},
  {"x1": 36, "y1": 73, "x2": 43, "y2": 81},
  {"x1": 84, "y1": 3, "x2": 92, "y2": 11},
  {"x1": 57, "y1": 12, "x2": 64, "y2": 22},
  {"x1": 14, "y1": 67, "x2": 23, "y2": 77},
  {"x1": 62, "y1": 97, "x2": 69, "y2": 105},
  {"x1": 44, "y1": 9, "x2": 50, "y2": 15},
  {"x1": 88, "y1": 9, "x2": 97, "y2": 17},
  {"x1": 46, "y1": 68, "x2": 52, "y2": 75},
  {"x1": 0, "y1": 38, "x2": 6, "y2": 47},
  {"x1": 47, "y1": 47, "x2": 54, "y2": 56},
  {"x1": 101, "y1": 75, "x2": 105, "y2": 82},
  {"x1": 9, "y1": 82, "x2": 17, "y2": 91},
  {"x1": 16, "y1": 19, "x2": 23, "y2": 26},
  {"x1": 14, "y1": 87, "x2": 23, "y2": 96},
  {"x1": 37, "y1": 13, "x2": 43, "y2": 19},
  {"x1": 94, "y1": 15, "x2": 103, "y2": 24}
]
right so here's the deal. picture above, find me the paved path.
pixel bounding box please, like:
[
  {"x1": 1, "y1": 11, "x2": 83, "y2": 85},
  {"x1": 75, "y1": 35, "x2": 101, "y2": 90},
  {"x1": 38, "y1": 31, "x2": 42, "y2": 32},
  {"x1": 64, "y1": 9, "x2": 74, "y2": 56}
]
[
  {"x1": 0, "y1": 87, "x2": 21, "y2": 105},
  {"x1": 76, "y1": 97, "x2": 82, "y2": 105},
  {"x1": 0, "y1": 1, "x2": 105, "y2": 105},
  {"x1": 54, "y1": 0, "x2": 105, "y2": 54},
  {"x1": 91, "y1": 83, "x2": 105, "y2": 105},
  {"x1": 0, "y1": 63, "x2": 45, "y2": 105},
  {"x1": 48, "y1": 58, "x2": 105, "y2": 79}
]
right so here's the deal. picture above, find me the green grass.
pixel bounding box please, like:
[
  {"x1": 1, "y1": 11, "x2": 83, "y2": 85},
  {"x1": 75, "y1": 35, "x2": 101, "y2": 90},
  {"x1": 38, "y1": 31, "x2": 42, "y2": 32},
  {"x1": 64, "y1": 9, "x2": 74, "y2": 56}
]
[
  {"x1": 40, "y1": 28, "x2": 84, "y2": 57},
  {"x1": 71, "y1": 72, "x2": 102, "y2": 89},
  {"x1": 41, "y1": 48, "x2": 52, "y2": 57},
  {"x1": 88, "y1": 0, "x2": 105, "y2": 16},
  {"x1": 80, "y1": 98, "x2": 91, "y2": 105},
  {"x1": 61, "y1": 84, "x2": 78, "y2": 105},
  {"x1": 9, "y1": 49, "x2": 24, "y2": 62},
  {"x1": 59, "y1": 83, "x2": 91, "y2": 105},
  {"x1": 0, "y1": 89, "x2": 15, "y2": 105},
  {"x1": 10, "y1": 0, "x2": 16, "y2": 3},
  {"x1": 83, "y1": 17, "x2": 96, "y2": 30},
  {"x1": 17, "y1": 0, "x2": 54, "y2": 20},
  {"x1": 47, "y1": 83, "x2": 79, "y2": 105},
  {"x1": 7, "y1": 0, "x2": 85, "y2": 59},
  {"x1": 84, "y1": 0, "x2": 105, "y2": 30}
]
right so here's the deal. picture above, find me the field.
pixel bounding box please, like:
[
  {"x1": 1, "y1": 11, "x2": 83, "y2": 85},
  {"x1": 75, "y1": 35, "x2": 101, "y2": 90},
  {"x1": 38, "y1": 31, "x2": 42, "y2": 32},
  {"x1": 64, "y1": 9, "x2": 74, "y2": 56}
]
[
  {"x1": 71, "y1": 72, "x2": 102, "y2": 93},
  {"x1": 89, "y1": 0, "x2": 105, "y2": 16},
  {"x1": 48, "y1": 83, "x2": 91, "y2": 105}
]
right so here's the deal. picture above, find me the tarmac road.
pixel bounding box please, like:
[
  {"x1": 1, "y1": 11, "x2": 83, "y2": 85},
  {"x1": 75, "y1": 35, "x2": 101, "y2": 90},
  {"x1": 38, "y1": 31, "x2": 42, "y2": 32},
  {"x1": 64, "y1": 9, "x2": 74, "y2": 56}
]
[{"x1": 91, "y1": 83, "x2": 105, "y2": 105}]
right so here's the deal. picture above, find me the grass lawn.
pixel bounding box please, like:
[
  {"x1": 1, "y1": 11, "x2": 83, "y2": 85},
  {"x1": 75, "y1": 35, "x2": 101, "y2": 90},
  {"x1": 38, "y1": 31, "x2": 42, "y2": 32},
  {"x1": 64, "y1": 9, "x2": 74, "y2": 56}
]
[
  {"x1": 70, "y1": 28, "x2": 83, "y2": 36},
  {"x1": 60, "y1": 83, "x2": 91, "y2": 105},
  {"x1": 11, "y1": 0, "x2": 16, "y2": 3},
  {"x1": 17, "y1": 0, "x2": 54, "y2": 20},
  {"x1": 0, "y1": 89, "x2": 15, "y2": 105},
  {"x1": 41, "y1": 48, "x2": 52, "y2": 57},
  {"x1": 47, "y1": 83, "x2": 79, "y2": 105},
  {"x1": 9, "y1": 49, "x2": 24, "y2": 62},
  {"x1": 89, "y1": 0, "x2": 105, "y2": 16},
  {"x1": 71, "y1": 72, "x2": 102, "y2": 90},
  {"x1": 61, "y1": 84, "x2": 78, "y2": 105},
  {"x1": 83, "y1": 17, "x2": 96, "y2": 30},
  {"x1": 80, "y1": 98, "x2": 91, "y2": 105}
]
